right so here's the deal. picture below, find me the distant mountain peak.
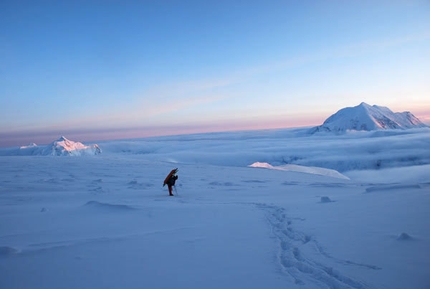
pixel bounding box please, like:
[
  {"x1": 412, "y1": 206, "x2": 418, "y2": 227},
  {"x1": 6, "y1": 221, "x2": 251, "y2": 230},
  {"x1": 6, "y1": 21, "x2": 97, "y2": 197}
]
[
  {"x1": 10, "y1": 136, "x2": 102, "y2": 156},
  {"x1": 310, "y1": 103, "x2": 427, "y2": 133},
  {"x1": 20, "y1": 143, "x2": 37, "y2": 149},
  {"x1": 43, "y1": 136, "x2": 101, "y2": 156}
]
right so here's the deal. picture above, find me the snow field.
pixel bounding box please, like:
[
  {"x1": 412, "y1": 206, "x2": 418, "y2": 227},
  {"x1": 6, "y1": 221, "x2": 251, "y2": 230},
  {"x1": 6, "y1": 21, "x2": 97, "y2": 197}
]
[{"x1": 1, "y1": 128, "x2": 430, "y2": 289}]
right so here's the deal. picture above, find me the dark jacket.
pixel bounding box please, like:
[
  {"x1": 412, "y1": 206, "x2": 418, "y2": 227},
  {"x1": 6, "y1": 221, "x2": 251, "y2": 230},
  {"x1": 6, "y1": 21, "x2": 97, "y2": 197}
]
[{"x1": 167, "y1": 175, "x2": 178, "y2": 186}]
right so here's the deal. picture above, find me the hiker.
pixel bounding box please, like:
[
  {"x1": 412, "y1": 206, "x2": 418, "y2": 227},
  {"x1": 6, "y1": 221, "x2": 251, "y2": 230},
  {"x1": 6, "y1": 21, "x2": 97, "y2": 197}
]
[
  {"x1": 166, "y1": 173, "x2": 178, "y2": 196},
  {"x1": 163, "y1": 168, "x2": 179, "y2": 196}
]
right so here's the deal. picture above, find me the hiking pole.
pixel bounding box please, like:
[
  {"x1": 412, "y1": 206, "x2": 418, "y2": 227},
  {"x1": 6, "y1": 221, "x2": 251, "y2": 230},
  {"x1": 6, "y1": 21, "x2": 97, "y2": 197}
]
[{"x1": 174, "y1": 185, "x2": 179, "y2": 196}]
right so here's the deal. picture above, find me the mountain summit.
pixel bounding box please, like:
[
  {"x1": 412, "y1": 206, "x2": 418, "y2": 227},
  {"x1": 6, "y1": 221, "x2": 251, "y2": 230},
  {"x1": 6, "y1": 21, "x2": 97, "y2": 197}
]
[
  {"x1": 1, "y1": 136, "x2": 103, "y2": 156},
  {"x1": 310, "y1": 102, "x2": 427, "y2": 133},
  {"x1": 42, "y1": 136, "x2": 101, "y2": 156}
]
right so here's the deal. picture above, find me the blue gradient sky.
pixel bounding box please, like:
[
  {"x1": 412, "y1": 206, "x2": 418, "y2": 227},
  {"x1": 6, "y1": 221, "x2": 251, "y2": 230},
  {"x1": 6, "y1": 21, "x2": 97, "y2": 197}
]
[{"x1": 1, "y1": 1, "x2": 429, "y2": 147}]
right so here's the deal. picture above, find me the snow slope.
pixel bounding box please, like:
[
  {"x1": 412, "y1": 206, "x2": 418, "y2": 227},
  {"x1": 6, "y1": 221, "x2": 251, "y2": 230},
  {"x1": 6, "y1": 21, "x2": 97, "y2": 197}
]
[
  {"x1": 310, "y1": 102, "x2": 427, "y2": 133},
  {"x1": 0, "y1": 130, "x2": 429, "y2": 289},
  {"x1": 0, "y1": 156, "x2": 429, "y2": 289}
]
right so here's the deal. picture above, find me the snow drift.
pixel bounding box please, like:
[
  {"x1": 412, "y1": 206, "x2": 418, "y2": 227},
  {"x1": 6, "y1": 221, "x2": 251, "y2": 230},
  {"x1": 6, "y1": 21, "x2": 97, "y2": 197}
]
[{"x1": 248, "y1": 162, "x2": 350, "y2": 180}]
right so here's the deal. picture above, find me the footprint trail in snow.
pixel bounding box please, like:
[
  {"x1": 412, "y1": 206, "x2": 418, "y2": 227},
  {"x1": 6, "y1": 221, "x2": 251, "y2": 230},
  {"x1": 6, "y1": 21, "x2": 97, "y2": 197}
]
[{"x1": 256, "y1": 203, "x2": 378, "y2": 289}]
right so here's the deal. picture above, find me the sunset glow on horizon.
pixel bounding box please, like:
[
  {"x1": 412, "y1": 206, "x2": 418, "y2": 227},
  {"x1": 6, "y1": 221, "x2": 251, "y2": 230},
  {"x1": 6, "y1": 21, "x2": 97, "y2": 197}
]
[{"x1": 1, "y1": 1, "x2": 429, "y2": 147}]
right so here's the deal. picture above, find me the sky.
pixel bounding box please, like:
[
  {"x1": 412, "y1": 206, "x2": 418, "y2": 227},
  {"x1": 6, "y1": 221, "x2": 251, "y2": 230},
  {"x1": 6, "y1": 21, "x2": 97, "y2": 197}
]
[{"x1": 1, "y1": 0, "x2": 429, "y2": 147}]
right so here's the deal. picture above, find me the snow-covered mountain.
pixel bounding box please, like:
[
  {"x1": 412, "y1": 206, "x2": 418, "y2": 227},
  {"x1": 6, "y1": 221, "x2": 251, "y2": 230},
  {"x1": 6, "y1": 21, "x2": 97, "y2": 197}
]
[
  {"x1": 310, "y1": 102, "x2": 427, "y2": 133},
  {"x1": 41, "y1": 136, "x2": 101, "y2": 156},
  {"x1": 3, "y1": 136, "x2": 102, "y2": 156}
]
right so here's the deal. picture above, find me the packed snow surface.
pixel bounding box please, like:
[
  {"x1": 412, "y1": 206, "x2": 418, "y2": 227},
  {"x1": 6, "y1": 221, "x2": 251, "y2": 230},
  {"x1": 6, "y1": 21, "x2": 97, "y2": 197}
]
[{"x1": 1, "y1": 128, "x2": 430, "y2": 289}]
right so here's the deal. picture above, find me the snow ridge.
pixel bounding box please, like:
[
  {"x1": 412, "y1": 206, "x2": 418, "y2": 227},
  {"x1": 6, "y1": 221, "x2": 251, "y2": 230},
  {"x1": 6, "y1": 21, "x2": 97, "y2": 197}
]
[
  {"x1": 249, "y1": 162, "x2": 350, "y2": 180},
  {"x1": 310, "y1": 102, "x2": 427, "y2": 133}
]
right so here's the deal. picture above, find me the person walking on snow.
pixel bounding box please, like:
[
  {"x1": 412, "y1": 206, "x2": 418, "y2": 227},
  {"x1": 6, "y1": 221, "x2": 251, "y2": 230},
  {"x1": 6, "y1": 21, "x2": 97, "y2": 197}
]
[{"x1": 163, "y1": 169, "x2": 178, "y2": 196}]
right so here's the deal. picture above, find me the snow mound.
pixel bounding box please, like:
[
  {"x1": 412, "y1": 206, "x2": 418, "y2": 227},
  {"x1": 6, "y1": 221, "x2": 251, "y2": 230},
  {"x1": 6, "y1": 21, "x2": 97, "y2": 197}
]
[
  {"x1": 0, "y1": 246, "x2": 19, "y2": 256},
  {"x1": 365, "y1": 184, "x2": 421, "y2": 193},
  {"x1": 310, "y1": 102, "x2": 427, "y2": 133},
  {"x1": 83, "y1": 201, "x2": 136, "y2": 212},
  {"x1": 248, "y1": 162, "x2": 350, "y2": 180},
  {"x1": 320, "y1": 196, "x2": 334, "y2": 203},
  {"x1": 397, "y1": 233, "x2": 413, "y2": 241}
]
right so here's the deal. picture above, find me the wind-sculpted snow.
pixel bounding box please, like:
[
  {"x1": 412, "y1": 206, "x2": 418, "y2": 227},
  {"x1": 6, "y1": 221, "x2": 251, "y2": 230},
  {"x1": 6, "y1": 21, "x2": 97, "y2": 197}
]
[
  {"x1": 249, "y1": 162, "x2": 350, "y2": 180},
  {"x1": 0, "y1": 246, "x2": 19, "y2": 256},
  {"x1": 83, "y1": 201, "x2": 137, "y2": 212}
]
